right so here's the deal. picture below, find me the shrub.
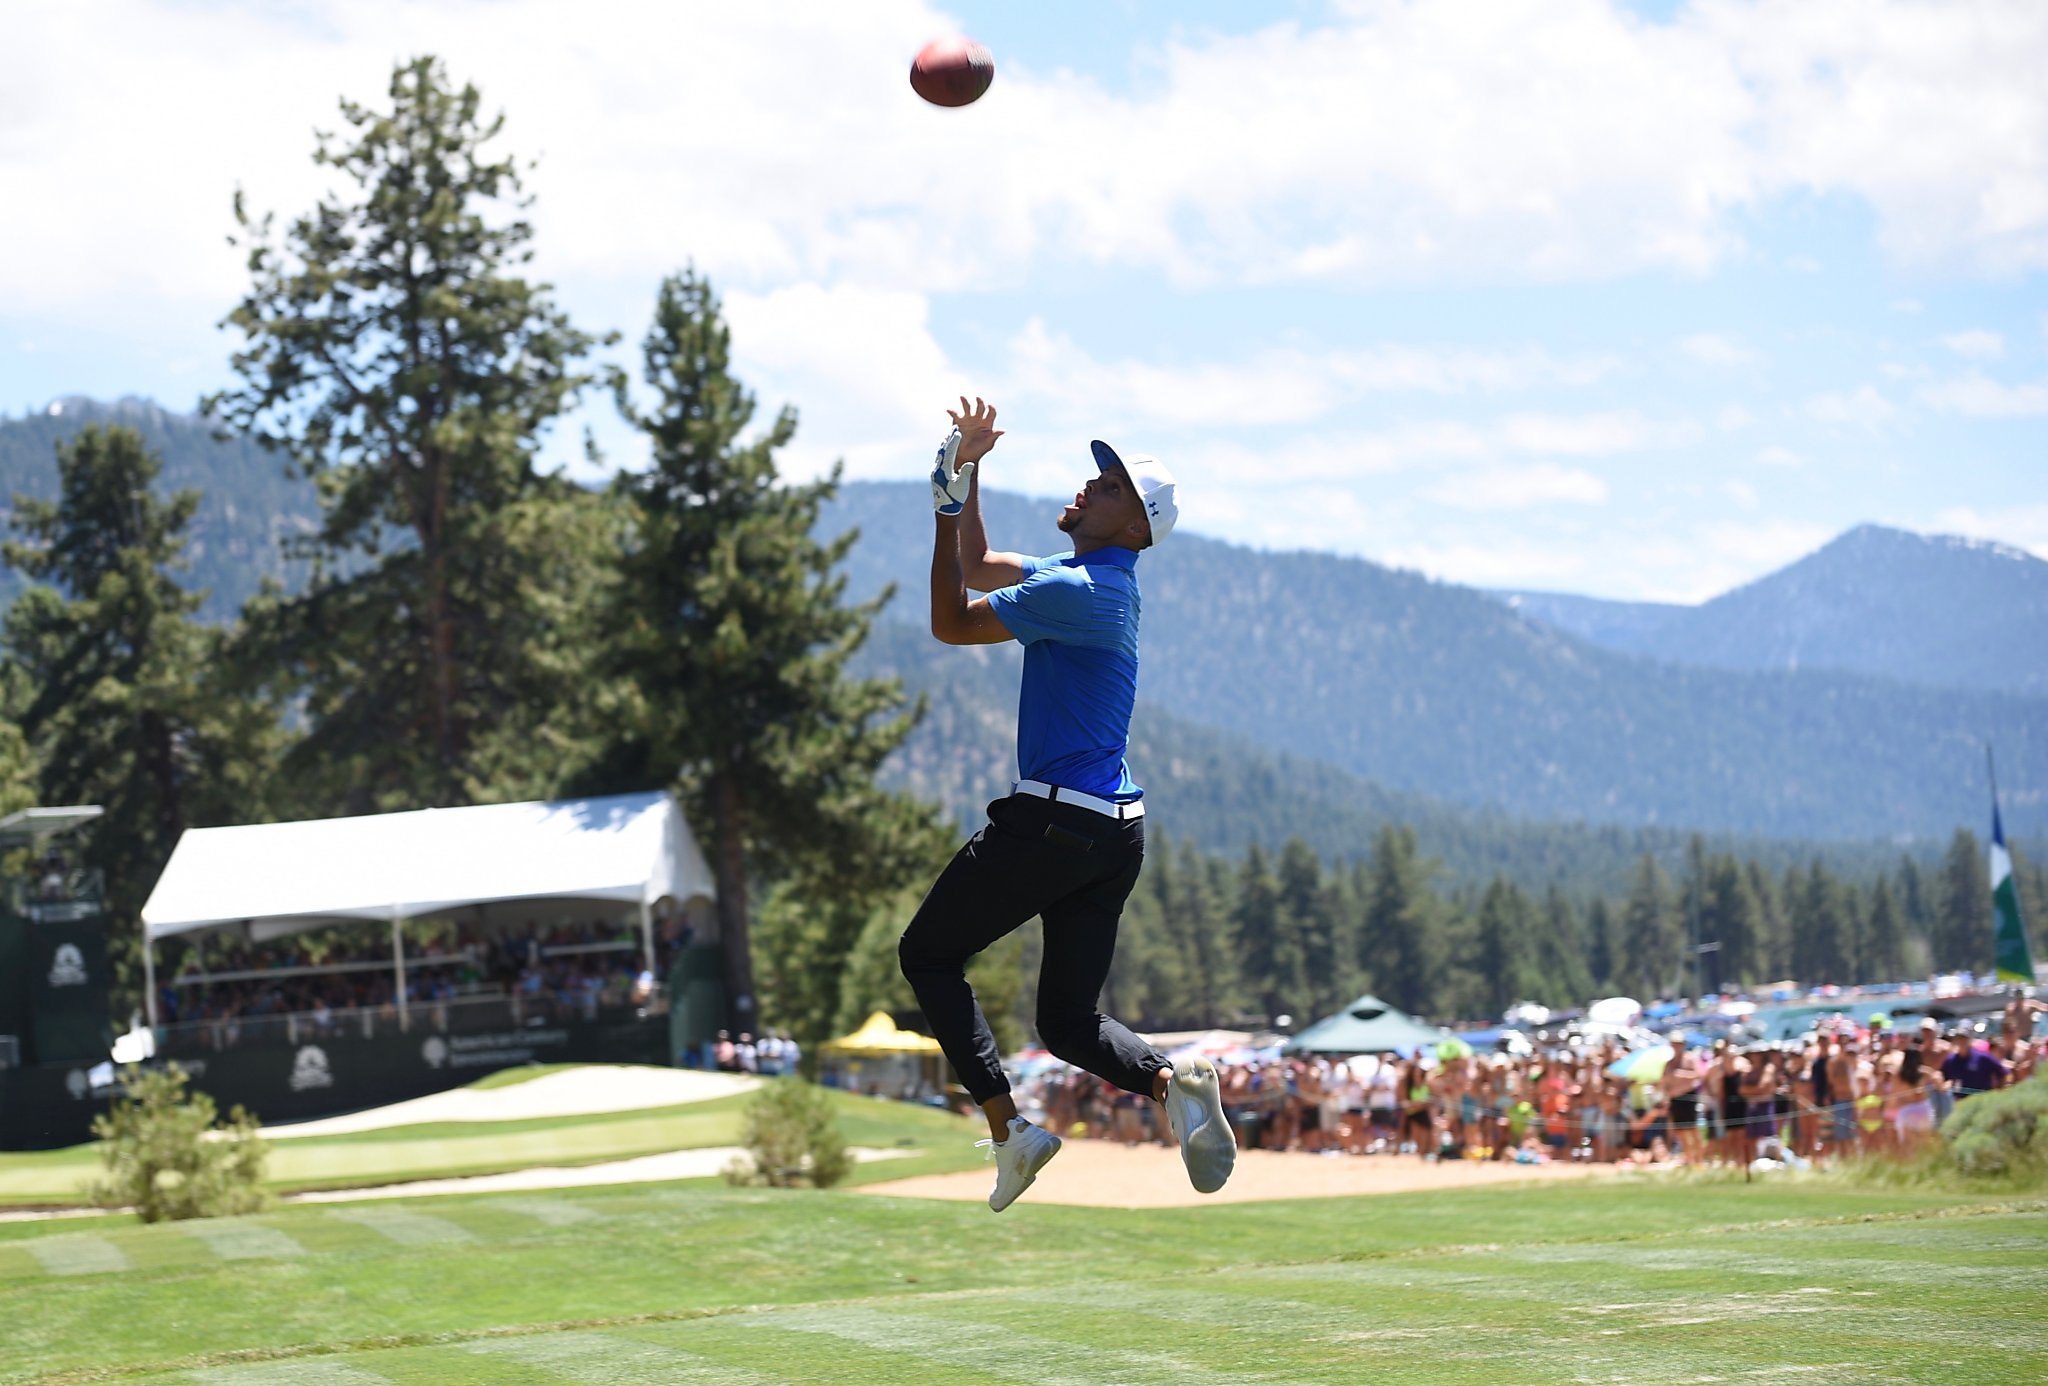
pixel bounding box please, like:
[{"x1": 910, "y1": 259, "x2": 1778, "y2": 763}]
[
  {"x1": 723, "y1": 1077, "x2": 851, "y2": 1189},
  {"x1": 1941, "y1": 1076, "x2": 2048, "y2": 1181},
  {"x1": 86, "y1": 1064, "x2": 269, "y2": 1222}
]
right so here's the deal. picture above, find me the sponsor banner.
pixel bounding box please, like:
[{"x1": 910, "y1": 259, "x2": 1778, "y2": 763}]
[
  {"x1": 2, "y1": 1012, "x2": 667, "y2": 1150},
  {"x1": 26, "y1": 918, "x2": 111, "y2": 1065}
]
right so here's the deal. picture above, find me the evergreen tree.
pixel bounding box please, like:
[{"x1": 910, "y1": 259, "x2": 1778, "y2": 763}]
[
  {"x1": 1701, "y1": 853, "x2": 1760, "y2": 988},
  {"x1": 1534, "y1": 884, "x2": 1592, "y2": 1007},
  {"x1": 1617, "y1": 854, "x2": 1679, "y2": 999},
  {"x1": 1470, "y1": 876, "x2": 1535, "y2": 1019},
  {"x1": 2, "y1": 425, "x2": 280, "y2": 1003},
  {"x1": 1932, "y1": 828, "x2": 1991, "y2": 974},
  {"x1": 586, "y1": 268, "x2": 936, "y2": 1028},
  {"x1": 1273, "y1": 837, "x2": 1326, "y2": 1022},
  {"x1": 1863, "y1": 873, "x2": 1907, "y2": 983},
  {"x1": 1752, "y1": 859, "x2": 1784, "y2": 985},
  {"x1": 1361, "y1": 825, "x2": 1441, "y2": 1018},
  {"x1": 1171, "y1": 837, "x2": 1236, "y2": 1026},
  {"x1": 1232, "y1": 843, "x2": 1286, "y2": 1023},
  {"x1": 210, "y1": 56, "x2": 611, "y2": 812},
  {"x1": 1584, "y1": 895, "x2": 1616, "y2": 992},
  {"x1": 1789, "y1": 861, "x2": 1852, "y2": 985}
]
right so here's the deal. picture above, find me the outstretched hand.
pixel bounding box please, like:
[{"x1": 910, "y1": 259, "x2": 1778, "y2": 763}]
[{"x1": 946, "y1": 396, "x2": 1004, "y2": 465}]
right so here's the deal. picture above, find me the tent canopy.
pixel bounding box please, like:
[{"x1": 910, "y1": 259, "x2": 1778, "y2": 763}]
[
  {"x1": 1283, "y1": 994, "x2": 1447, "y2": 1056},
  {"x1": 140, "y1": 791, "x2": 714, "y2": 943},
  {"x1": 821, "y1": 1011, "x2": 942, "y2": 1056}
]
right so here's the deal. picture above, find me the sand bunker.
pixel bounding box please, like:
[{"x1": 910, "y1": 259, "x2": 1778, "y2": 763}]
[
  {"x1": 263, "y1": 1065, "x2": 759, "y2": 1138},
  {"x1": 859, "y1": 1139, "x2": 1622, "y2": 1208}
]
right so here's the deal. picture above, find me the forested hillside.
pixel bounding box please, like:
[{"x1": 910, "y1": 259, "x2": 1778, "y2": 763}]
[
  {"x1": 1499, "y1": 524, "x2": 2048, "y2": 696},
  {"x1": 854, "y1": 622, "x2": 1957, "y2": 895},
  {"x1": 8, "y1": 402, "x2": 2041, "y2": 849},
  {"x1": 822, "y1": 482, "x2": 2046, "y2": 842},
  {"x1": 0, "y1": 399, "x2": 316, "y2": 620}
]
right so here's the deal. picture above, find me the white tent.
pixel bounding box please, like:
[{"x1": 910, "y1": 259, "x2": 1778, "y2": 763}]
[{"x1": 138, "y1": 791, "x2": 715, "y2": 1026}]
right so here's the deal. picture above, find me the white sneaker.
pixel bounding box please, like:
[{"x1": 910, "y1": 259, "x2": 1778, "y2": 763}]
[
  {"x1": 976, "y1": 1117, "x2": 1061, "y2": 1212},
  {"x1": 1163, "y1": 1058, "x2": 1235, "y2": 1194}
]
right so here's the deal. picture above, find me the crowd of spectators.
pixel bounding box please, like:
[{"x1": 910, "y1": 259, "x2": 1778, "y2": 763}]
[
  {"x1": 155, "y1": 915, "x2": 692, "y2": 1046},
  {"x1": 1020, "y1": 995, "x2": 2042, "y2": 1168}
]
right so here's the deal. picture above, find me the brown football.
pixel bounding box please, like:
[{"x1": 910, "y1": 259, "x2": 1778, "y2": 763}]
[{"x1": 910, "y1": 36, "x2": 995, "y2": 108}]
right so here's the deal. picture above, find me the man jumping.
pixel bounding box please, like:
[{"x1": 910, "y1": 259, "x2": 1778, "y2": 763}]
[{"x1": 898, "y1": 396, "x2": 1235, "y2": 1211}]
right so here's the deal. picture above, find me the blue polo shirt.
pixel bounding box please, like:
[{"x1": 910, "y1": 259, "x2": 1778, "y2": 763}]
[{"x1": 984, "y1": 548, "x2": 1143, "y2": 802}]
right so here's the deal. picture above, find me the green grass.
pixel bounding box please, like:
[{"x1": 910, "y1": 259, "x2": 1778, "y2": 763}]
[
  {"x1": 0, "y1": 1174, "x2": 2041, "y2": 1384},
  {"x1": 0, "y1": 1082, "x2": 980, "y2": 1205},
  {"x1": 462, "y1": 1063, "x2": 591, "y2": 1090}
]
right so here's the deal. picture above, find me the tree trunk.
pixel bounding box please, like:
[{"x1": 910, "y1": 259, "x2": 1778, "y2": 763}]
[
  {"x1": 426, "y1": 458, "x2": 456, "y2": 802},
  {"x1": 712, "y1": 769, "x2": 757, "y2": 1034}
]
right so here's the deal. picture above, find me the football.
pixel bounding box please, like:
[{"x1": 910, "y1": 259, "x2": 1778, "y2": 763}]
[{"x1": 909, "y1": 36, "x2": 995, "y2": 108}]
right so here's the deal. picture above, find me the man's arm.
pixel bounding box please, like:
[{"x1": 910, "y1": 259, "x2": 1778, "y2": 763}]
[
  {"x1": 947, "y1": 396, "x2": 1028, "y2": 591},
  {"x1": 961, "y1": 466, "x2": 1029, "y2": 591},
  {"x1": 931, "y1": 512, "x2": 1016, "y2": 646}
]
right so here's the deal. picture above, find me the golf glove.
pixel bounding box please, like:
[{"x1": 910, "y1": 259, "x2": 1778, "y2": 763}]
[{"x1": 930, "y1": 428, "x2": 974, "y2": 515}]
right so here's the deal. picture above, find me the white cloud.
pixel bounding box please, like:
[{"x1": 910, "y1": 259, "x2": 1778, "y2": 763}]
[
  {"x1": 1804, "y1": 384, "x2": 1896, "y2": 429},
  {"x1": 1725, "y1": 479, "x2": 1761, "y2": 510},
  {"x1": 1701, "y1": 517, "x2": 1836, "y2": 569},
  {"x1": 1756, "y1": 445, "x2": 1804, "y2": 467},
  {"x1": 1930, "y1": 504, "x2": 2048, "y2": 558},
  {"x1": 1917, "y1": 373, "x2": 2048, "y2": 417},
  {"x1": 1424, "y1": 463, "x2": 1610, "y2": 511},
  {"x1": 1717, "y1": 403, "x2": 1755, "y2": 431},
  {"x1": 1379, "y1": 538, "x2": 1592, "y2": 588},
  {"x1": 718, "y1": 283, "x2": 962, "y2": 482},
  {"x1": 1940, "y1": 329, "x2": 2006, "y2": 359},
  {"x1": 2, "y1": 0, "x2": 2045, "y2": 335},
  {"x1": 1000, "y1": 321, "x2": 1616, "y2": 433},
  {"x1": 1679, "y1": 332, "x2": 1759, "y2": 366},
  {"x1": 1708, "y1": 0, "x2": 2048, "y2": 273}
]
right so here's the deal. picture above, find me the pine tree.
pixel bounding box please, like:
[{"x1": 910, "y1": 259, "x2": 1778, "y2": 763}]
[
  {"x1": 1184, "y1": 842, "x2": 1241, "y2": 1024},
  {"x1": 210, "y1": 56, "x2": 611, "y2": 811},
  {"x1": 1534, "y1": 884, "x2": 1592, "y2": 1007},
  {"x1": 1361, "y1": 825, "x2": 1442, "y2": 1018},
  {"x1": 1789, "y1": 861, "x2": 1851, "y2": 986},
  {"x1": 2, "y1": 425, "x2": 281, "y2": 1005},
  {"x1": 586, "y1": 268, "x2": 937, "y2": 1029},
  {"x1": 1700, "y1": 853, "x2": 1760, "y2": 988},
  {"x1": 1753, "y1": 859, "x2": 1785, "y2": 978},
  {"x1": 1933, "y1": 828, "x2": 1991, "y2": 974},
  {"x1": 1273, "y1": 838, "x2": 1325, "y2": 1023},
  {"x1": 1585, "y1": 895, "x2": 1616, "y2": 993},
  {"x1": 1232, "y1": 843, "x2": 1286, "y2": 1024},
  {"x1": 1863, "y1": 874, "x2": 1907, "y2": 983},
  {"x1": 1470, "y1": 876, "x2": 1533, "y2": 1019},
  {"x1": 1617, "y1": 854, "x2": 1679, "y2": 999}
]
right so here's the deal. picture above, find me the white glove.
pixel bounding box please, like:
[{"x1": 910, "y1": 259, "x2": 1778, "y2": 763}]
[{"x1": 930, "y1": 428, "x2": 974, "y2": 515}]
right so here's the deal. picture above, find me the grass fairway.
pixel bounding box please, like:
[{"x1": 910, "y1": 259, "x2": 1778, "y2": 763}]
[
  {"x1": 0, "y1": 1089, "x2": 980, "y2": 1204},
  {"x1": 1, "y1": 1175, "x2": 2042, "y2": 1384}
]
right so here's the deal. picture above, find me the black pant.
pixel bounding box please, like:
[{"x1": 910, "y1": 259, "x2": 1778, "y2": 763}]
[{"x1": 898, "y1": 793, "x2": 1163, "y2": 1106}]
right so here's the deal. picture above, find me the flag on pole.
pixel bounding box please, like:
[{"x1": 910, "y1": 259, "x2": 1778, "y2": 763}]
[{"x1": 1991, "y1": 797, "x2": 2036, "y2": 985}]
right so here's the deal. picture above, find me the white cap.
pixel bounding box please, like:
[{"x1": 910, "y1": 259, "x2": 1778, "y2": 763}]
[{"x1": 1090, "y1": 440, "x2": 1178, "y2": 544}]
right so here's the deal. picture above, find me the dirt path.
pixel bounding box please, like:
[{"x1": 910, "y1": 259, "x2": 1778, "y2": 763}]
[{"x1": 858, "y1": 1139, "x2": 1628, "y2": 1208}]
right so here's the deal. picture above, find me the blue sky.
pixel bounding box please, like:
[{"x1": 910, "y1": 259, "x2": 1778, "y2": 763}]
[{"x1": 2, "y1": 0, "x2": 2043, "y2": 601}]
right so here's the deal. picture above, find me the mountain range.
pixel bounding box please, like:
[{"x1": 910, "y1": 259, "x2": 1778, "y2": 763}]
[
  {"x1": 818, "y1": 483, "x2": 2044, "y2": 843},
  {"x1": 2, "y1": 399, "x2": 2041, "y2": 848},
  {"x1": 1495, "y1": 524, "x2": 2048, "y2": 696}
]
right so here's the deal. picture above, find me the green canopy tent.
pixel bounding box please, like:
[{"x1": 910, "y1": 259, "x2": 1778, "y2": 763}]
[{"x1": 1282, "y1": 995, "x2": 1448, "y2": 1057}]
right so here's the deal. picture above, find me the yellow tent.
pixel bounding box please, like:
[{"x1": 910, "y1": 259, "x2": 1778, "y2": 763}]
[{"x1": 821, "y1": 1010, "x2": 943, "y2": 1056}]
